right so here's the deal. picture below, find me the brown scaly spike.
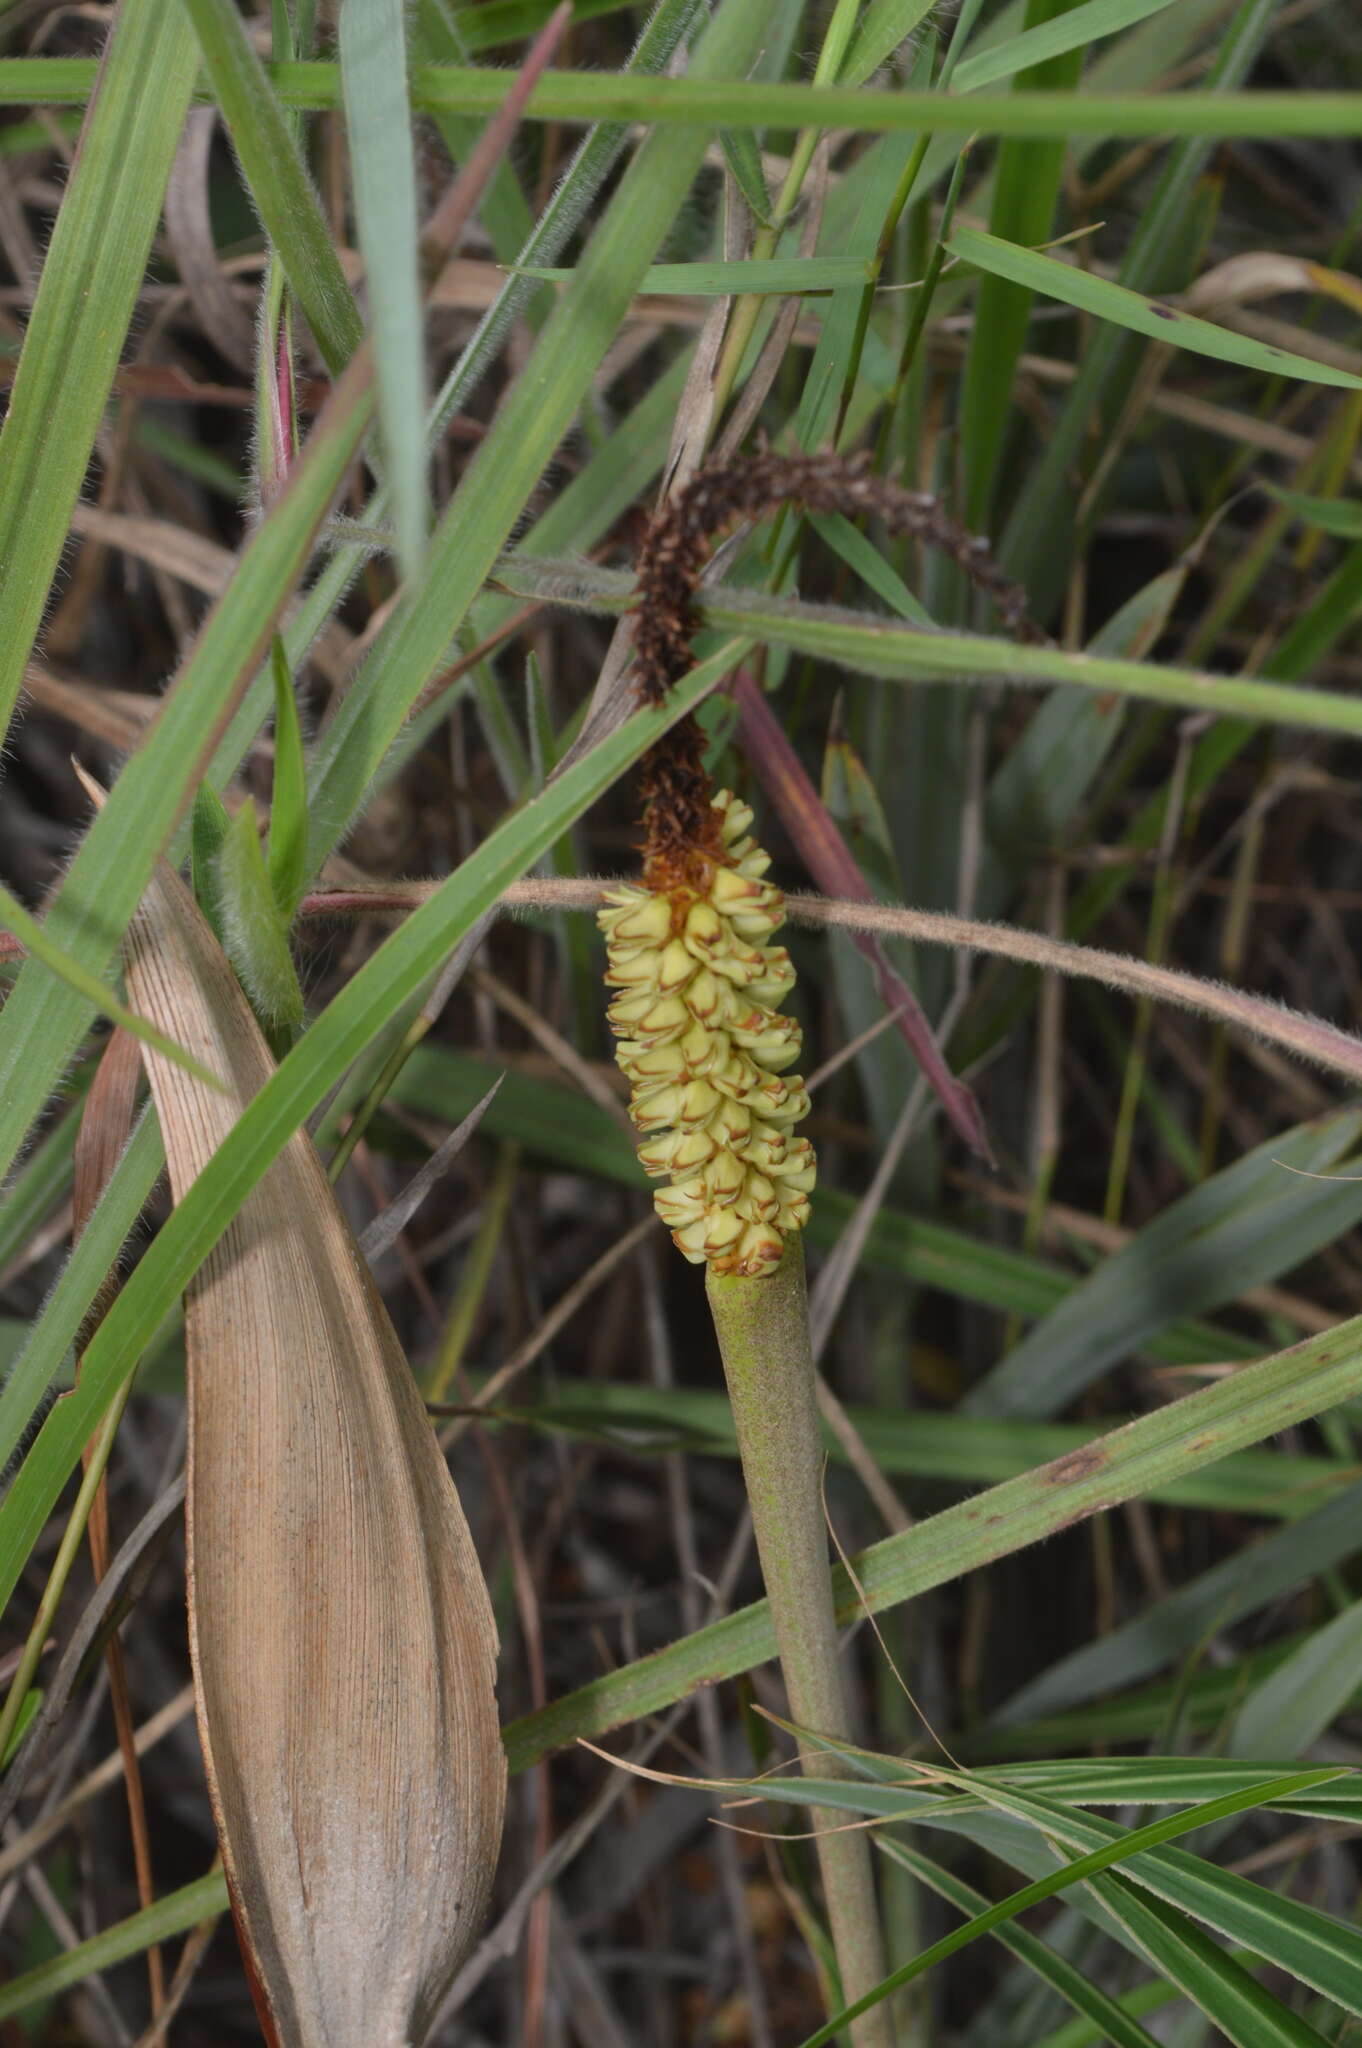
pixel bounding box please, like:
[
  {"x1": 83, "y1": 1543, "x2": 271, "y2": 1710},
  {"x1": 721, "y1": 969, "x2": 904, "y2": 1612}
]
[{"x1": 631, "y1": 449, "x2": 1045, "y2": 879}]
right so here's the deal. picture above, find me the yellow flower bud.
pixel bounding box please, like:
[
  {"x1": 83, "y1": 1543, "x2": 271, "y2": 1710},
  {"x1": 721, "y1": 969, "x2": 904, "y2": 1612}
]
[
  {"x1": 656, "y1": 938, "x2": 698, "y2": 993},
  {"x1": 702, "y1": 1148, "x2": 746, "y2": 1206},
  {"x1": 683, "y1": 969, "x2": 726, "y2": 1024},
  {"x1": 600, "y1": 890, "x2": 672, "y2": 944}
]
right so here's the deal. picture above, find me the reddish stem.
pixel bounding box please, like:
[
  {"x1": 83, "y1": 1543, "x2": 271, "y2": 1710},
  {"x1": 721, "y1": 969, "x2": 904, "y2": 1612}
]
[{"x1": 730, "y1": 670, "x2": 992, "y2": 1163}]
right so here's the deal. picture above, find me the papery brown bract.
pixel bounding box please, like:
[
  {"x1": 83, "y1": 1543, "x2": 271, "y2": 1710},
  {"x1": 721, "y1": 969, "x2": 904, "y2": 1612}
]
[{"x1": 123, "y1": 860, "x2": 504, "y2": 2048}]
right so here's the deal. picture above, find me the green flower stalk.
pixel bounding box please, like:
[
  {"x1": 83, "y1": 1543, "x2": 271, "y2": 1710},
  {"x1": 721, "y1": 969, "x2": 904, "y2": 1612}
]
[{"x1": 599, "y1": 789, "x2": 816, "y2": 1276}]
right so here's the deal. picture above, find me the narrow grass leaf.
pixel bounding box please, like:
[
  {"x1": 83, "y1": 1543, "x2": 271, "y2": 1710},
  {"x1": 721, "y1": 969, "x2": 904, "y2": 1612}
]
[
  {"x1": 0, "y1": 1870, "x2": 229, "y2": 2023},
  {"x1": 501, "y1": 1312, "x2": 1362, "y2": 1769},
  {"x1": 0, "y1": 0, "x2": 198, "y2": 736},
  {"x1": 719, "y1": 127, "x2": 773, "y2": 225},
  {"x1": 787, "y1": 1769, "x2": 1341, "y2": 2047},
  {"x1": 503, "y1": 1377, "x2": 1352, "y2": 1521},
  {"x1": 182, "y1": 0, "x2": 363, "y2": 374},
  {"x1": 948, "y1": 226, "x2": 1362, "y2": 387},
  {"x1": 0, "y1": 348, "x2": 376, "y2": 1188},
  {"x1": 0, "y1": 1080, "x2": 85, "y2": 1276},
  {"x1": 878, "y1": 1839, "x2": 1167, "y2": 2048},
  {"x1": 1087, "y1": 1878, "x2": 1329, "y2": 2048},
  {"x1": 965, "y1": 1778, "x2": 1362, "y2": 2020},
  {"x1": 951, "y1": 0, "x2": 1183, "y2": 92},
  {"x1": 21, "y1": 62, "x2": 1362, "y2": 140},
  {"x1": 266, "y1": 641, "x2": 310, "y2": 922},
  {"x1": 967, "y1": 1107, "x2": 1362, "y2": 1418},
  {"x1": 216, "y1": 805, "x2": 305, "y2": 1038},
  {"x1": 340, "y1": 0, "x2": 428, "y2": 578},
  {"x1": 0, "y1": 885, "x2": 222, "y2": 1093},
  {"x1": 959, "y1": 0, "x2": 1085, "y2": 532},
  {"x1": 1228, "y1": 1599, "x2": 1362, "y2": 1761},
  {"x1": 122, "y1": 859, "x2": 504, "y2": 2045},
  {"x1": 841, "y1": 0, "x2": 938, "y2": 87},
  {"x1": 191, "y1": 783, "x2": 232, "y2": 944},
  {"x1": 993, "y1": 1475, "x2": 1362, "y2": 1727},
  {"x1": 1269, "y1": 485, "x2": 1362, "y2": 538}
]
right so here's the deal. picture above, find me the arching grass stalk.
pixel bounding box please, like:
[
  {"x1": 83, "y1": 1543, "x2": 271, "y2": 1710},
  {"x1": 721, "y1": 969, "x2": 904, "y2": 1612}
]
[{"x1": 707, "y1": 1242, "x2": 894, "y2": 2048}]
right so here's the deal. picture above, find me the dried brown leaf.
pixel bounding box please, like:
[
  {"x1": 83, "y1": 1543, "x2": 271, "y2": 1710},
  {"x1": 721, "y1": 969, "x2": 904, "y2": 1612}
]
[{"x1": 122, "y1": 861, "x2": 505, "y2": 2048}]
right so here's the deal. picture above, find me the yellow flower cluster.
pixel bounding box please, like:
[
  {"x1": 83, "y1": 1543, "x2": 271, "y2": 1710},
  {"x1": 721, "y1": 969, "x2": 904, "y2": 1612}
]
[{"x1": 599, "y1": 791, "x2": 815, "y2": 1277}]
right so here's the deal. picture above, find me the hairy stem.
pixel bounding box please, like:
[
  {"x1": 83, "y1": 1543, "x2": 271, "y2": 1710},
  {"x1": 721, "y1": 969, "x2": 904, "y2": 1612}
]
[{"x1": 706, "y1": 1242, "x2": 893, "y2": 2048}]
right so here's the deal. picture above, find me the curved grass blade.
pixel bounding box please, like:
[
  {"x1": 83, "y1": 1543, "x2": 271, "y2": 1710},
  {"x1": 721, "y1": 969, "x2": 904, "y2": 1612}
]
[
  {"x1": 720, "y1": 1765, "x2": 1341, "y2": 2048},
  {"x1": 879, "y1": 1838, "x2": 1167, "y2": 2048},
  {"x1": 500, "y1": 1310, "x2": 1362, "y2": 1770},
  {"x1": 0, "y1": 346, "x2": 377, "y2": 1189},
  {"x1": 948, "y1": 224, "x2": 1362, "y2": 388},
  {"x1": 0, "y1": 0, "x2": 198, "y2": 736},
  {"x1": 0, "y1": 885, "x2": 222, "y2": 1093},
  {"x1": 0, "y1": 1870, "x2": 228, "y2": 2023},
  {"x1": 340, "y1": 0, "x2": 428, "y2": 579},
  {"x1": 951, "y1": 0, "x2": 1184, "y2": 93},
  {"x1": 182, "y1": 0, "x2": 363, "y2": 374},
  {"x1": 494, "y1": 554, "x2": 1362, "y2": 739}
]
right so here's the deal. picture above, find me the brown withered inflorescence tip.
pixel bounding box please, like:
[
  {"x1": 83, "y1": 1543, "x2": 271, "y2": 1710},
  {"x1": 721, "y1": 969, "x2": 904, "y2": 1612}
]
[{"x1": 631, "y1": 447, "x2": 1041, "y2": 882}]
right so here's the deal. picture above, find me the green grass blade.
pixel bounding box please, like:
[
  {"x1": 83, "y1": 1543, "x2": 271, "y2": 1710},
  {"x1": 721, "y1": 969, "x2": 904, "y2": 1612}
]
[
  {"x1": 16, "y1": 60, "x2": 1362, "y2": 140},
  {"x1": 495, "y1": 555, "x2": 1362, "y2": 737},
  {"x1": 1227, "y1": 1599, "x2": 1362, "y2": 1762},
  {"x1": 841, "y1": 0, "x2": 938, "y2": 88},
  {"x1": 339, "y1": 0, "x2": 427, "y2": 578},
  {"x1": 190, "y1": 782, "x2": 232, "y2": 943},
  {"x1": 992, "y1": 1476, "x2": 1362, "y2": 1727},
  {"x1": 879, "y1": 1840, "x2": 1167, "y2": 2048},
  {"x1": 1086, "y1": 1879, "x2": 1329, "y2": 2048},
  {"x1": 0, "y1": 1116, "x2": 164, "y2": 1491},
  {"x1": 0, "y1": 1081, "x2": 85, "y2": 1275},
  {"x1": 502, "y1": 1313, "x2": 1362, "y2": 1769},
  {"x1": 982, "y1": 1758, "x2": 1362, "y2": 1818},
  {"x1": 0, "y1": 887, "x2": 223, "y2": 1093},
  {"x1": 958, "y1": 0, "x2": 1085, "y2": 532},
  {"x1": 0, "y1": 0, "x2": 198, "y2": 737},
  {"x1": 266, "y1": 640, "x2": 309, "y2": 922},
  {"x1": 503, "y1": 1378, "x2": 1352, "y2": 1521},
  {"x1": 0, "y1": 1871, "x2": 228, "y2": 2022},
  {"x1": 949, "y1": 223, "x2": 1362, "y2": 388},
  {"x1": 182, "y1": 0, "x2": 363, "y2": 374},
  {"x1": 0, "y1": 368, "x2": 376, "y2": 1187},
  {"x1": 216, "y1": 805, "x2": 305, "y2": 1037},
  {"x1": 790, "y1": 1769, "x2": 1340, "y2": 2048},
  {"x1": 969, "y1": 1779, "x2": 1362, "y2": 2021},
  {"x1": 967, "y1": 1107, "x2": 1362, "y2": 1418},
  {"x1": 951, "y1": 0, "x2": 1183, "y2": 92},
  {"x1": 1270, "y1": 485, "x2": 1362, "y2": 538}
]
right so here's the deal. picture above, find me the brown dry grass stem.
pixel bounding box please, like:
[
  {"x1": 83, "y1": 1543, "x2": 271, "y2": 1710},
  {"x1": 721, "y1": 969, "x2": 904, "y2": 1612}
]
[{"x1": 292, "y1": 878, "x2": 1362, "y2": 1093}]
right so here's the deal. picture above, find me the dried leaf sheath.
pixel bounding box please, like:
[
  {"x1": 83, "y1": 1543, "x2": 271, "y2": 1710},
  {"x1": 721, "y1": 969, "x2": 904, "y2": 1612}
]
[{"x1": 123, "y1": 861, "x2": 504, "y2": 2048}]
